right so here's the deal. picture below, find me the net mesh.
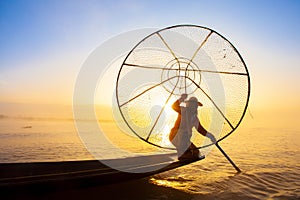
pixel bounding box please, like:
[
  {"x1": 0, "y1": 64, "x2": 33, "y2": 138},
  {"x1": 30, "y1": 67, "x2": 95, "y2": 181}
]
[{"x1": 116, "y1": 25, "x2": 250, "y2": 150}]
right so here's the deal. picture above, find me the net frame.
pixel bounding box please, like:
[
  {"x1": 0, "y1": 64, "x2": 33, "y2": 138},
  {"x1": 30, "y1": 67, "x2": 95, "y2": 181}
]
[{"x1": 115, "y1": 24, "x2": 250, "y2": 149}]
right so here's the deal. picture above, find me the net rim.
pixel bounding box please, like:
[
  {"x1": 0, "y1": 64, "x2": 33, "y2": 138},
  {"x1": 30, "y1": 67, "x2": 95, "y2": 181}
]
[{"x1": 115, "y1": 24, "x2": 251, "y2": 149}]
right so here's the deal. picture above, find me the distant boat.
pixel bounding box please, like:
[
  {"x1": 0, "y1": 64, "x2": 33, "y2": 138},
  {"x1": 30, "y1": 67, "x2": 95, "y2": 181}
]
[{"x1": 22, "y1": 126, "x2": 32, "y2": 129}]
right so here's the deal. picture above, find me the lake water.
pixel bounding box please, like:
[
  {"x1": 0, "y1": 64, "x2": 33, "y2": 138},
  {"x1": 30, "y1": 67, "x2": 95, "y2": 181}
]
[{"x1": 0, "y1": 111, "x2": 299, "y2": 199}]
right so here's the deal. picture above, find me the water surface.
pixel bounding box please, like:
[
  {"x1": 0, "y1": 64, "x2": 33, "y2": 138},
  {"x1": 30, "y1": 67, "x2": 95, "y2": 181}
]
[{"x1": 0, "y1": 113, "x2": 299, "y2": 199}]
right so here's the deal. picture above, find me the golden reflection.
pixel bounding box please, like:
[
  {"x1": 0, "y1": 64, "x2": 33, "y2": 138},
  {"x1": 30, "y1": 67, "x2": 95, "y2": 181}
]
[{"x1": 149, "y1": 177, "x2": 188, "y2": 188}]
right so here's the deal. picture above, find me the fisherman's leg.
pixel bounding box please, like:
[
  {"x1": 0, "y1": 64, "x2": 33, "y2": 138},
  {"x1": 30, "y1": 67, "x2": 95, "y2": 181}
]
[
  {"x1": 176, "y1": 132, "x2": 192, "y2": 160},
  {"x1": 170, "y1": 133, "x2": 185, "y2": 158},
  {"x1": 189, "y1": 143, "x2": 200, "y2": 158}
]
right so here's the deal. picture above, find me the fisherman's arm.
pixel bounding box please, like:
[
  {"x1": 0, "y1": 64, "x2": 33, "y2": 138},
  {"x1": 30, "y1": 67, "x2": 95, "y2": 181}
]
[
  {"x1": 172, "y1": 94, "x2": 187, "y2": 113},
  {"x1": 195, "y1": 121, "x2": 217, "y2": 143},
  {"x1": 196, "y1": 122, "x2": 207, "y2": 136}
]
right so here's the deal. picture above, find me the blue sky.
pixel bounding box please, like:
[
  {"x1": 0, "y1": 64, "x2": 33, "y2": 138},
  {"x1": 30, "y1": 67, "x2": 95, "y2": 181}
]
[{"x1": 0, "y1": 0, "x2": 299, "y2": 109}]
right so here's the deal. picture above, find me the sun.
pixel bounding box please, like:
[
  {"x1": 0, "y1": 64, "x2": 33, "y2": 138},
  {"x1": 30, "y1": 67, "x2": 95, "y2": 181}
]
[{"x1": 150, "y1": 94, "x2": 177, "y2": 147}]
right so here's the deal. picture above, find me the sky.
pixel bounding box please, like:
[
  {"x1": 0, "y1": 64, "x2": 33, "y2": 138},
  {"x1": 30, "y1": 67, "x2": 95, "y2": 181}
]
[{"x1": 0, "y1": 0, "x2": 299, "y2": 116}]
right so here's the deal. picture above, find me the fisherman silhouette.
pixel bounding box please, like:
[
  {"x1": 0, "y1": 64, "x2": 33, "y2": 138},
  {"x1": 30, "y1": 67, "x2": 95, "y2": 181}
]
[{"x1": 169, "y1": 94, "x2": 216, "y2": 161}]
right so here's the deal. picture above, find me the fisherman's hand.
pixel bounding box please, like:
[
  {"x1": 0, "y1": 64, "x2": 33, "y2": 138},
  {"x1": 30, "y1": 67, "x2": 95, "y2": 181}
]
[
  {"x1": 206, "y1": 132, "x2": 217, "y2": 144},
  {"x1": 179, "y1": 93, "x2": 188, "y2": 102}
]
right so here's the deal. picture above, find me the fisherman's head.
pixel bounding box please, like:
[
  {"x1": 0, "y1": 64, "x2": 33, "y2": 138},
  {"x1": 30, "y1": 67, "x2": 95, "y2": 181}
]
[{"x1": 186, "y1": 97, "x2": 203, "y2": 111}]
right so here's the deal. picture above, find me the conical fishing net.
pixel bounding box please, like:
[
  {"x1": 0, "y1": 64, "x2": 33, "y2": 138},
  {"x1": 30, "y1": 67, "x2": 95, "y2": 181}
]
[{"x1": 116, "y1": 25, "x2": 250, "y2": 150}]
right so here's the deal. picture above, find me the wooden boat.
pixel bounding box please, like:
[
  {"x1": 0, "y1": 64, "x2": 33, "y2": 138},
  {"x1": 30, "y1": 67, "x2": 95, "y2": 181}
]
[{"x1": 0, "y1": 153, "x2": 204, "y2": 193}]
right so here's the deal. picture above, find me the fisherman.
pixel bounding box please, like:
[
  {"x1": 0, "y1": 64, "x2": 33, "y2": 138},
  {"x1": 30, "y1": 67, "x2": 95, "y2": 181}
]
[{"x1": 169, "y1": 94, "x2": 216, "y2": 161}]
